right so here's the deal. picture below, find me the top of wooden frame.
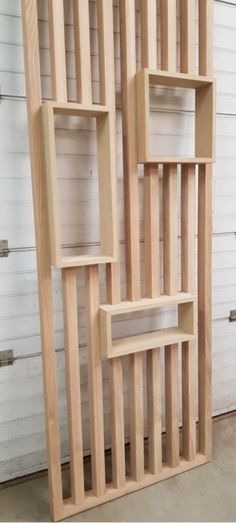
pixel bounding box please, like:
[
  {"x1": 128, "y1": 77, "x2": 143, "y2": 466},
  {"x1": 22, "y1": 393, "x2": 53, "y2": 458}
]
[
  {"x1": 136, "y1": 68, "x2": 215, "y2": 164},
  {"x1": 41, "y1": 101, "x2": 118, "y2": 268}
]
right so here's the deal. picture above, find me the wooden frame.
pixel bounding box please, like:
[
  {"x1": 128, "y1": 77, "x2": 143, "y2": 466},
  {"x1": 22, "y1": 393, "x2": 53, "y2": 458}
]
[
  {"x1": 100, "y1": 292, "x2": 196, "y2": 359},
  {"x1": 41, "y1": 101, "x2": 118, "y2": 268},
  {"x1": 136, "y1": 68, "x2": 215, "y2": 164},
  {"x1": 21, "y1": 0, "x2": 214, "y2": 519}
]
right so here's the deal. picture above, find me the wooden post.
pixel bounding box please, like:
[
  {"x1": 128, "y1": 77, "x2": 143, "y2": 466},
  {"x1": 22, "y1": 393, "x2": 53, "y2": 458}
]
[
  {"x1": 180, "y1": 0, "x2": 196, "y2": 461},
  {"x1": 198, "y1": 0, "x2": 213, "y2": 460}
]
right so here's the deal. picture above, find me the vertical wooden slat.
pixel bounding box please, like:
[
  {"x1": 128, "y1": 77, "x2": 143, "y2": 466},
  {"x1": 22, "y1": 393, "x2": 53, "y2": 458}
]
[
  {"x1": 140, "y1": 0, "x2": 159, "y2": 298},
  {"x1": 160, "y1": 0, "x2": 176, "y2": 72},
  {"x1": 147, "y1": 348, "x2": 162, "y2": 474},
  {"x1": 48, "y1": 0, "x2": 86, "y2": 501},
  {"x1": 163, "y1": 164, "x2": 177, "y2": 296},
  {"x1": 180, "y1": 0, "x2": 195, "y2": 74},
  {"x1": 140, "y1": 0, "x2": 157, "y2": 70},
  {"x1": 163, "y1": 164, "x2": 179, "y2": 467},
  {"x1": 140, "y1": 0, "x2": 162, "y2": 475},
  {"x1": 97, "y1": 1, "x2": 125, "y2": 488},
  {"x1": 160, "y1": 0, "x2": 179, "y2": 468},
  {"x1": 85, "y1": 265, "x2": 106, "y2": 495},
  {"x1": 130, "y1": 352, "x2": 144, "y2": 481},
  {"x1": 165, "y1": 344, "x2": 179, "y2": 467},
  {"x1": 21, "y1": 1, "x2": 63, "y2": 519},
  {"x1": 120, "y1": 0, "x2": 144, "y2": 482},
  {"x1": 120, "y1": 0, "x2": 141, "y2": 301},
  {"x1": 198, "y1": 0, "x2": 213, "y2": 460},
  {"x1": 180, "y1": 1, "x2": 196, "y2": 461},
  {"x1": 62, "y1": 268, "x2": 84, "y2": 503},
  {"x1": 199, "y1": 0, "x2": 213, "y2": 77},
  {"x1": 181, "y1": 166, "x2": 196, "y2": 461},
  {"x1": 48, "y1": 0, "x2": 67, "y2": 102},
  {"x1": 72, "y1": 0, "x2": 92, "y2": 104}
]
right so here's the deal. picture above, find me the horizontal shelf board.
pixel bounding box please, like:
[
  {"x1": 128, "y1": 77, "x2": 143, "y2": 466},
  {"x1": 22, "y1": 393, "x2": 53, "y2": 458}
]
[
  {"x1": 60, "y1": 255, "x2": 115, "y2": 268},
  {"x1": 100, "y1": 292, "x2": 195, "y2": 315},
  {"x1": 43, "y1": 101, "x2": 109, "y2": 117},
  {"x1": 139, "y1": 157, "x2": 214, "y2": 164},
  {"x1": 147, "y1": 69, "x2": 214, "y2": 88},
  {"x1": 110, "y1": 327, "x2": 195, "y2": 358}
]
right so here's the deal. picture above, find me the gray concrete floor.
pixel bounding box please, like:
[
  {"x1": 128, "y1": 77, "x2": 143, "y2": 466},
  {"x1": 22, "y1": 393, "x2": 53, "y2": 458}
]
[{"x1": 0, "y1": 416, "x2": 235, "y2": 522}]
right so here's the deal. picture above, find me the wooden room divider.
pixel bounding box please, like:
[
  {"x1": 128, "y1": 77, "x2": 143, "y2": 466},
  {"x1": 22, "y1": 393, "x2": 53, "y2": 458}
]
[{"x1": 21, "y1": 0, "x2": 215, "y2": 520}]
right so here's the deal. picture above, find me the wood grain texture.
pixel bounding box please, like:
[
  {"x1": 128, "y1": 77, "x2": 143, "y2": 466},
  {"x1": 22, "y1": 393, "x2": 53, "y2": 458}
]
[
  {"x1": 199, "y1": 0, "x2": 213, "y2": 77},
  {"x1": 48, "y1": 0, "x2": 67, "y2": 102},
  {"x1": 163, "y1": 164, "x2": 177, "y2": 296},
  {"x1": 198, "y1": 165, "x2": 212, "y2": 459},
  {"x1": 72, "y1": 0, "x2": 92, "y2": 104},
  {"x1": 147, "y1": 349, "x2": 162, "y2": 474},
  {"x1": 120, "y1": 0, "x2": 144, "y2": 484},
  {"x1": 181, "y1": 165, "x2": 196, "y2": 461},
  {"x1": 140, "y1": 0, "x2": 159, "y2": 299},
  {"x1": 198, "y1": 0, "x2": 213, "y2": 460},
  {"x1": 62, "y1": 268, "x2": 84, "y2": 503},
  {"x1": 85, "y1": 265, "x2": 106, "y2": 496},
  {"x1": 130, "y1": 352, "x2": 144, "y2": 482},
  {"x1": 21, "y1": 1, "x2": 63, "y2": 519},
  {"x1": 180, "y1": 0, "x2": 195, "y2": 74},
  {"x1": 120, "y1": 0, "x2": 140, "y2": 301},
  {"x1": 165, "y1": 344, "x2": 179, "y2": 467},
  {"x1": 160, "y1": 0, "x2": 176, "y2": 72}
]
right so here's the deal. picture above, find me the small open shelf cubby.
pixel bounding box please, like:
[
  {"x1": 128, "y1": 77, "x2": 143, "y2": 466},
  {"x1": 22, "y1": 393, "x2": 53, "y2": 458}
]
[
  {"x1": 100, "y1": 292, "x2": 196, "y2": 359},
  {"x1": 136, "y1": 68, "x2": 215, "y2": 164},
  {"x1": 41, "y1": 101, "x2": 118, "y2": 268}
]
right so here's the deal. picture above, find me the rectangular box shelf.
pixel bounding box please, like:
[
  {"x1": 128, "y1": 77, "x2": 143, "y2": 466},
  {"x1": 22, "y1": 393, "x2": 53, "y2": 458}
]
[
  {"x1": 136, "y1": 68, "x2": 215, "y2": 164},
  {"x1": 100, "y1": 292, "x2": 196, "y2": 359},
  {"x1": 41, "y1": 101, "x2": 118, "y2": 268}
]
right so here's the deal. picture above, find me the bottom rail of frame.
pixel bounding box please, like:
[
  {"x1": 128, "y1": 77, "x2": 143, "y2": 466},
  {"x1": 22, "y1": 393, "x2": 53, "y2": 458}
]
[{"x1": 53, "y1": 453, "x2": 209, "y2": 521}]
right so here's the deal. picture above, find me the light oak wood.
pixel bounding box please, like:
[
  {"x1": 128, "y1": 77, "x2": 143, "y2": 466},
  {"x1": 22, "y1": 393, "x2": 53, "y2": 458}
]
[
  {"x1": 136, "y1": 69, "x2": 215, "y2": 164},
  {"x1": 198, "y1": 0, "x2": 213, "y2": 460},
  {"x1": 73, "y1": 0, "x2": 92, "y2": 104},
  {"x1": 120, "y1": 0, "x2": 144, "y2": 486},
  {"x1": 198, "y1": 164, "x2": 212, "y2": 459},
  {"x1": 163, "y1": 164, "x2": 177, "y2": 295},
  {"x1": 180, "y1": 0, "x2": 196, "y2": 460},
  {"x1": 160, "y1": 0, "x2": 176, "y2": 72},
  {"x1": 48, "y1": 0, "x2": 67, "y2": 102},
  {"x1": 61, "y1": 454, "x2": 208, "y2": 521},
  {"x1": 147, "y1": 349, "x2": 162, "y2": 474},
  {"x1": 120, "y1": 0, "x2": 140, "y2": 301},
  {"x1": 62, "y1": 268, "x2": 84, "y2": 503},
  {"x1": 199, "y1": 0, "x2": 213, "y2": 77},
  {"x1": 180, "y1": 0, "x2": 195, "y2": 74},
  {"x1": 140, "y1": 0, "x2": 160, "y2": 298},
  {"x1": 41, "y1": 101, "x2": 118, "y2": 267},
  {"x1": 100, "y1": 293, "x2": 196, "y2": 359},
  {"x1": 181, "y1": 165, "x2": 196, "y2": 461},
  {"x1": 160, "y1": 2, "x2": 180, "y2": 470},
  {"x1": 85, "y1": 265, "x2": 106, "y2": 496},
  {"x1": 98, "y1": 0, "x2": 126, "y2": 488},
  {"x1": 21, "y1": 1, "x2": 63, "y2": 519},
  {"x1": 130, "y1": 352, "x2": 144, "y2": 481},
  {"x1": 165, "y1": 344, "x2": 179, "y2": 467},
  {"x1": 22, "y1": 0, "x2": 215, "y2": 518}
]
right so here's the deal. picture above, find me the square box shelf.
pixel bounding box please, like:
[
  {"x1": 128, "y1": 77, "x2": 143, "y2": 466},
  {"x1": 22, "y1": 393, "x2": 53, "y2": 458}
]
[
  {"x1": 41, "y1": 101, "x2": 118, "y2": 268},
  {"x1": 100, "y1": 292, "x2": 196, "y2": 359},
  {"x1": 136, "y1": 68, "x2": 215, "y2": 164}
]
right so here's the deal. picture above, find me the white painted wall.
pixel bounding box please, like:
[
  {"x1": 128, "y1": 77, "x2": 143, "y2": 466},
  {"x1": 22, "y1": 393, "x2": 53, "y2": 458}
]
[{"x1": 0, "y1": 0, "x2": 236, "y2": 482}]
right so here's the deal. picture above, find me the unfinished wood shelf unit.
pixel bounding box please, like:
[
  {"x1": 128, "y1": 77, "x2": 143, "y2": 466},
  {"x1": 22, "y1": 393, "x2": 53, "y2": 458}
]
[
  {"x1": 136, "y1": 68, "x2": 215, "y2": 164},
  {"x1": 42, "y1": 101, "x2": 118, "y2": 268},
  {"x1": 100, "y1": 292, "x2": 196, "y2": 358},
  {"x1": 21, "y1": 0, "x2": 214, "y2": 520}
]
